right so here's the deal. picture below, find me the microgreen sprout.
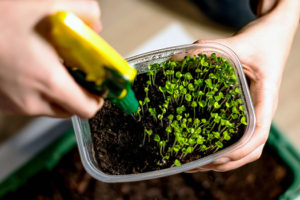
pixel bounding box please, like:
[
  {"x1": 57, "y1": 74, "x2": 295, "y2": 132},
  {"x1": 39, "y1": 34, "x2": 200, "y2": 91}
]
[{"x1": 143, "y1": 128, "x2": 153, "y2": 145}]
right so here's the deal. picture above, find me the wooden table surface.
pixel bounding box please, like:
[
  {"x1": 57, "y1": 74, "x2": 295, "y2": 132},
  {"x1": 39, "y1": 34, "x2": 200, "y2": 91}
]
[{"x1": 0, "y1": 0, "x2": 299, "y2": 150}]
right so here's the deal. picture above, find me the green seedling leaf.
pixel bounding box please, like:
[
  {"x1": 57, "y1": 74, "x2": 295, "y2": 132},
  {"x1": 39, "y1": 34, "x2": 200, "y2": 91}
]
[
  {"x1": 173, "y1": 90, "x2": 180, "y2": 99},
  {"x1": 201, "y1": 145, "x2": 208, "y2": 150},
  {"x1": 206, "y1": 91, "x2": 215, "y2": 98},
  {"x1": 182, "y1": 80, "x2": 188, "y2": 87},
  {"x1": 223, "y1": 131, "x2": 231, "y2": 141},
  {"x1": 188, "y1": 83, "x2": 195, "y2": 91},
  {"x1": 199, "y1": 100, "x2": 207, "y2": 108},
  {"x1": 175, "y1": 71, "x2": 182, "y2": 79},
  {"x1": 139, "y1": 100, "x2": 144, "y2": 106},
  {"x1": 241, "y1": 116, "x2": 248, "y2": 125},
  {"x1": 145, "y1": 129, "x2": 153, "y2": 136},
  {"x1": 173, "y1": 145, "x2": 180, "y2": 152},
  {"x1": 221, "y1": 119, "x2": 226, "y2": 126},
  {"x1": 159, "y1": 86, "x2": 166, "y2": 93},
  {"x1": 180, "y1": 87, "x2": 187, "y2": 95},
  {"x1": 205, "y1": 79, "x2": 213, "y2": 88},
  {"x1": 195, "y1": 127, "x2": 202, "y2": 134},
  {"x1": 144, "y1": 97, "x2": 150, "y2": 104},
  {"x1": 181, "y1": 123, "x2": 187, "y2": 130},
  {"x1": 178, "y1": 137, "x2": 185, "y2": 146},
  {"x1": 158, "y1": 114, "x2": 163, "y2": 121},
  {"x1": 214, "y1": 102, "x2": 221, "y2": 109},
  {"x1": 154, "y1": 134, "x2": 161, "y2": 142},
  {"x1": 174, "y1": 159, "x2": 181, "y2": 166},
  {"x1": 211, "y1": 112, "x2": 218, "y2": 118},
  {"x1": 195, "y1": 68, "x2": 201, "y2": 73},
  {"x1": 213, "y1": 131, "x2": 220, "y2": 139},
  {"x1": 197, "y1": 136, "x2": 205, "y2": 144},
  {"x1": 214, "y1": 116, "x2": 221, "y2": 123},
  {"x1": 216, "y1": 141, "x2": 223, "y2": 148},
  {"x1": 188, "y1": 128, "x2": 195, "y2": 134},
  {"x1": 170, "y1": 61, "x2": 177, "y2": 68},
  {"x1": 232, "y1": 106, "x2": 238, "y2": 114},
  {"x1": 191, "y1": 101, "x2": 197, "y2": 108},
  {"x1": 166, "y1": 126, "x2": 172, "y2": 133},
  {"x1": 209, "y1": 98, "x2": 215, "y2": 106},
  {"x1": 231, "y1": 114, "x2": 238, "y2": 119},
  {"x1": 188, "y1": 138, "x2": 196, "y2": 145},
  {"x1": 235, "y1": 88, "x2": 241, "y2": 94},
  {"x1": 225, "y1": 102, "x2": 231, "y2": 108},
  {"x1": 176, "y1": 115, "x2": 182, "y2": 121},
  {"x1": 186, "y1": 146, "x2": 194, "y2": 153},
  {"x1": 209, "y1": 73, "x2": 216, "y2": 79},
  {"x1": 159, "y1": 105, "x2": 166, "y2": 114},
  {"x1": 172, "y1": 78, "x2": 178, "y2": 84},
  {"x1": 159, "y1": 140, "x2": 167, "y2": 147},
  {"x1": 147, "y1": 70, "x2": 154, "y2": 76},
  {"x1": 166, "y1": 70, "x2": 174, "y2": 76},
  {"x1": 184, "y1": 72, "x2": 193, "y2": 81},
  {"x1": 193, "y1": 91, "x2": 200, "y2": 98},
  {"x1": 194, "y1": 118, "x2": 200, "y2": 127},
  {"x1": 239, "y1": 105, "x2": 245, "y2": 112},
  {"x1": 149, "y1": 107, "x2": 157, "y2": 116},
  {"x1": 237, "y1": 99, "x2": 243, "y2": 105},
  {"x1": 176, "y1": 105, "x2": 186, "y2": 114},
  {"x1": 168, "y1": 114, "x2": 174, "y2": 122},
  {"x1": 195, "y1": 79, "x2": 203, "y2": 87},
  {"x1": 184, "y1": 113, "x2": 190, "y2": 118}
]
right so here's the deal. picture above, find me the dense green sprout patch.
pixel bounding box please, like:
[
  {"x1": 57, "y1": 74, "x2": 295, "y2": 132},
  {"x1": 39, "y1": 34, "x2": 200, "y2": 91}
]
[{"x1": 133, "y1": 53, "x2": 247, "y2": 167}]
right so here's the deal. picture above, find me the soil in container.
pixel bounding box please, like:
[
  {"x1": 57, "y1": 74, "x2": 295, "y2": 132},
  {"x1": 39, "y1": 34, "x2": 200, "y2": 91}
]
[
  {"x1": 2, "y1": 144, "x2": 292, "y2": 200},
  {"x1": 90, "y1": 54, "x2": 248, "y2": 174}
]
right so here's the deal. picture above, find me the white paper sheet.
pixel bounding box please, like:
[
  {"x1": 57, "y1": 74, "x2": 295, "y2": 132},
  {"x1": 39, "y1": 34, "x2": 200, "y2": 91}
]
[{"x1": 127, "y1": 23, "x2": 195, "y2": 57}]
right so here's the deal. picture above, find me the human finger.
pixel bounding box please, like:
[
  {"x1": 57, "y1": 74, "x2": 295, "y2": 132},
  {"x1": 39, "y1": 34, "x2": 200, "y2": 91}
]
[
  {"x1": 186, "y1": 144, "x2": 264, "y2": 173},
  {"x1": 41, "y1": 59, "x2": 104, "y2": 118},
  {"x1": 52, "y1": 0, "x2": 102, "y2": 33}
]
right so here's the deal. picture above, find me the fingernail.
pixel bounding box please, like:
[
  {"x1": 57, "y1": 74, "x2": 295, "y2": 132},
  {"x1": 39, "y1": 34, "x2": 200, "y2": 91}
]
[{"x1": 213, "y1": 157, "x2": 230, "y2": 165}]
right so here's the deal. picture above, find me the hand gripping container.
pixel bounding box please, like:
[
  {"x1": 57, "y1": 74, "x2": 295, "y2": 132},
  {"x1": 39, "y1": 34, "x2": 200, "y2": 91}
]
[{"x1": 72, "y1": 43, "x2": 256, "y2": 182}]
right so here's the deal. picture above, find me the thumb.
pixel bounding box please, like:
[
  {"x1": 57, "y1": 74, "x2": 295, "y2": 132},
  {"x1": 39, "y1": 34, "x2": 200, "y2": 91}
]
[{"x1": 194, "y1": 38, "x2": 243, "y2": 55}]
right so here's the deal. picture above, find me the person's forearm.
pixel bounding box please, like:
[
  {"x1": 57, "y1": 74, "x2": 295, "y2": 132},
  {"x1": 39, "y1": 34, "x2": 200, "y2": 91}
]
[
  {"x1": 262, "y1": 0, "x2": 299, "y2": 67},
  {"x1": 246, "y1": 0, "x2": 299, "y2": 73},
  {"x1": 258, "y1": 0, "x2": 300, "y2": 22}
]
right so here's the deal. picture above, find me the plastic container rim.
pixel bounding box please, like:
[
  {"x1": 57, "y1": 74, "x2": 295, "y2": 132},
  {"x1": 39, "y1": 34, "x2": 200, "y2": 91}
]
[{"x1": 72, "y1": 42, "x2": 256, "y2": 182}]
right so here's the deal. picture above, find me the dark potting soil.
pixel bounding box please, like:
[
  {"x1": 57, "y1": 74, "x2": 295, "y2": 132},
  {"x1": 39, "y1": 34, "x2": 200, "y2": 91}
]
[
  {"x1": 89, "y1": 72, "x2": 245, "y2": 175},
  {"x1": 2, "y1": 145, "x2": 292, "y2": 200}
]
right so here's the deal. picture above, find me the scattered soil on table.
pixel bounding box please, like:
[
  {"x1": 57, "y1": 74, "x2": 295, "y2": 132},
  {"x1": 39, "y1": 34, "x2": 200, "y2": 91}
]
[
  {"x1": 3, "y1": 145, "x2": 292, "y2": 200},
  {"x1": 90, "y1": 72, "x2": 245, "y2": 175}
]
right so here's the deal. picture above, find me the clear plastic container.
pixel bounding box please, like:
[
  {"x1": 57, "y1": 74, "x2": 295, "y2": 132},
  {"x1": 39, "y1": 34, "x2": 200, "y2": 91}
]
[{"x1": 72, "y1": 43, "x2": 256, "y2": 182}]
